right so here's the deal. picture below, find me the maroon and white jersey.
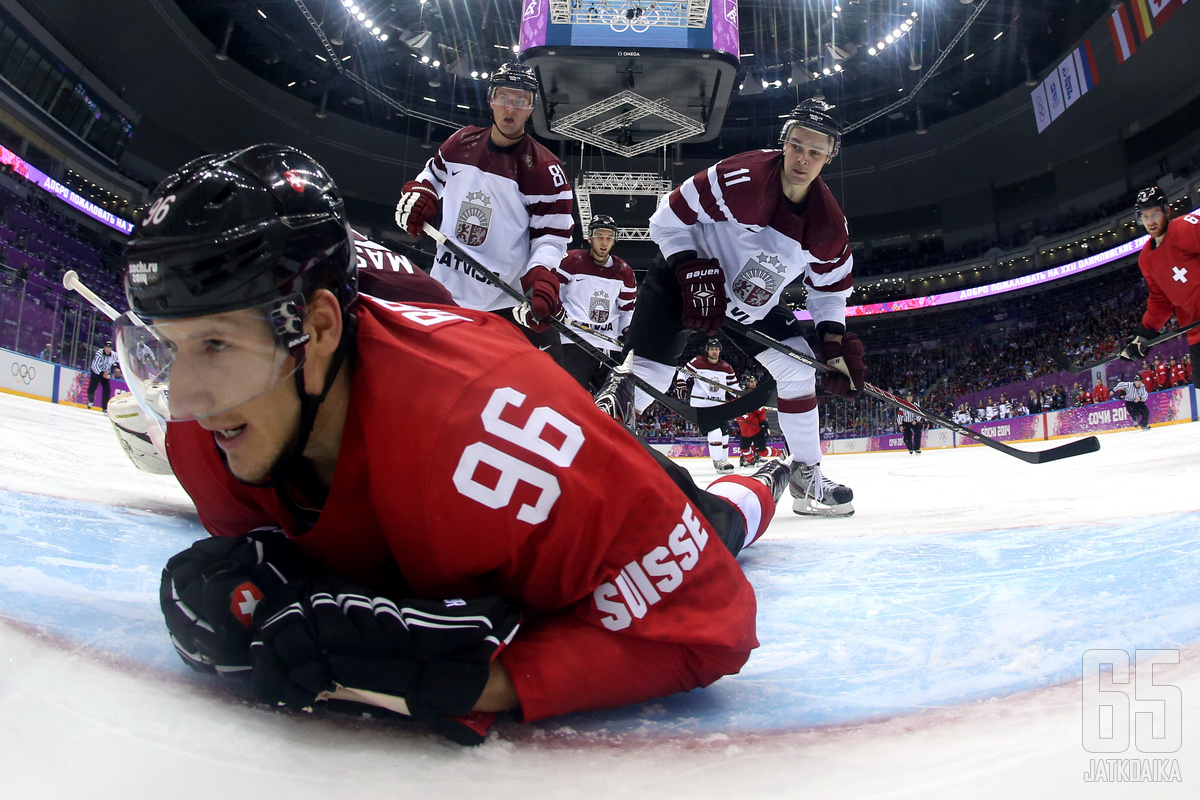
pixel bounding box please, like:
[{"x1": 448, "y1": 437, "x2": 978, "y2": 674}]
[
  {"x1": 650, "y1": 149, "x2": 854, "y2": 328},
  {"x1": 556, "y1": 249, "x2": 637, "y2": 352},
  {"x1": 686, "y1": 356, "x2": 738, "y2": 407},
  {"x1": 353, "y1": 230, "x2": 455, "y2": 306},
  {"x1": 1140, "y1": 213, "x2": 1200, "y2": 346},
  {"x1": 414, "y1": 125, "x2": 574, "y2": 311}
]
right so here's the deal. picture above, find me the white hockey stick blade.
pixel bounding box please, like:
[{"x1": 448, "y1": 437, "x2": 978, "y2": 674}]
[{"x1": 319, "y1": 685, "x2": 412, "y2": 717}]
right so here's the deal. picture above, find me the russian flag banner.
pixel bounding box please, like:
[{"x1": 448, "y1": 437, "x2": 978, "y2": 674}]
[
  {"x1": 1109, "y1": 5, "x2": 1138, "y2": 63},
  {"x1": 1072, "y1": 42, "x2": 1099, "y2": 93}
]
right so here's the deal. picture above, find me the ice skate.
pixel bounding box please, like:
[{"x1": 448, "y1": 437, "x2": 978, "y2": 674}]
[
  {"x1": 593, "y1": 351, "x2": 636, "y2": 431},
  {"x1": 788, "y1": 461, "x2": 854, "y2": 517},
  {"x1": 713, "y1": 459, "x2": 735, "y2": 474}
]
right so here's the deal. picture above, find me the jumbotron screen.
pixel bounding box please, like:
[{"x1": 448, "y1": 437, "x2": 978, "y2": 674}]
[{"x1": 519, "y1": 0, "x2": 740, "y2": 59}]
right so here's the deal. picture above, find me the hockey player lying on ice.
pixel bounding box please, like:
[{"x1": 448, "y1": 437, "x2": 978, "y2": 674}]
[{"x1": 112, "y1": 144, "x2": 791, "y2": 745}]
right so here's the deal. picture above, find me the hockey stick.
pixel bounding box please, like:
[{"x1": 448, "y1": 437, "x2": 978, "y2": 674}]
[
  {"x1": 1048, "y1": 320, "x2": 1200, "y2": 374},
  {"x1": 562, "y1": 317, "x2": 750, "y2": 398},
  {"x1": 421, "y1": 223, "x2": 773, "y2": 428},
  {"x1": 724, "y1": 320, "x2": 1100, "y2": 465},
  {"x1": 63, "y1": 270, "x2": 121, "y2": 320}
]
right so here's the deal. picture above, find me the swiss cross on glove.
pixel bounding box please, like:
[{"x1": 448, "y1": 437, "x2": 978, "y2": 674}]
[
  {"x1": 249, "y1": 579, "x2": 521, "y2": 746},
  {"x1": 673, "y1": 257, "x2": 727, "y2": 335},
  {"x1": 159, "y1": 527, "x2": 316, "y2": 675}
]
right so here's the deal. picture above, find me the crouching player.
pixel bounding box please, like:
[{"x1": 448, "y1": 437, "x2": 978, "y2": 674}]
[{"x1": 114, "y1": 144, "x2": 790, "y2": 745}]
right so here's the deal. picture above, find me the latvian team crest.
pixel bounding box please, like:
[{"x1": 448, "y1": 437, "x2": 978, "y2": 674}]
[
  {"x1": 588, "y1": 290, "x2": 611, "y2": 324},
  {"x1": 731, "y1": 252, "x2": 786, "y2": 307},
  {"x1": 456, "y1": 190, "x2": 493, "y2": 246}
]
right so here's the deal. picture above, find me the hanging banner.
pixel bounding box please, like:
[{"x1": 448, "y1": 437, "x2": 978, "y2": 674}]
[
  {"x1": 1043, "y1": 70, "x2": 1066, "y2": 120},
  {"x1": 1031, "y1": 83, "x2": 1051, "y2": 133},
  {"x1": 1109, "y1": 5, "x2": 1138, "y2": 63}
]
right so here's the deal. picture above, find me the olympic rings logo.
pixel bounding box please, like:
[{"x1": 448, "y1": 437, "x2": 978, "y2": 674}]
[{"x1": 11, "y1": 362, "x2": 36, "y2": 385}]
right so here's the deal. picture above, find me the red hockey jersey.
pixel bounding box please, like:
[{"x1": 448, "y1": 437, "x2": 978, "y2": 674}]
[
  {"x1": 1140, "y1": 213, "x2": 1200, "y2": 345},
  {"x1": 735, "y1": 408, "x2": 767, "y2": 437},
  {"x1": 165, "y1": 297, "x2": 757, "y2": 722}
]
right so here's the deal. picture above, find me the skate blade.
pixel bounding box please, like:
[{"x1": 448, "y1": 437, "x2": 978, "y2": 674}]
[{"x1": 792, "y1": 499, "x2": 855, "y2": 517}]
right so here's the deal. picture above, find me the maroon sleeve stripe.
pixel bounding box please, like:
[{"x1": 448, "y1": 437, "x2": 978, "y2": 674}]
[
  {"x1": 693, "y1": 169, "x2": 727, "y2": 223},
  {"x1": 807, "y1": 246, "x2": 851, "y2": 276},
  {"x1": 805, "y1": 274, "x2": 853, "y2": 293}
]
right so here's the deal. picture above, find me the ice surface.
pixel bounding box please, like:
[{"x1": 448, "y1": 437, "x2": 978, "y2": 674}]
[{"x1": 1, "y1": 392, "x2": 1197, "y2": 798}]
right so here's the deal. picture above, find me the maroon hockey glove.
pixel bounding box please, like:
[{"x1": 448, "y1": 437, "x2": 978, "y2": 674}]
[
  {"x1": 519, "y1": 266, "x2": 563, "y2": 333},
  {"x1": 250, "y1": 579, "x2": 521, "y2": 746},
  {"x1": 160, "y1": 527, "x2": 316, "y2": 675},
  {"x1": 820, "y1": 333, "x2": 866, "y2": 399},
  {"x1": 673, "y1": 258, "x2": 726, "y2": 335},
  {"x1": 395, "y1": 181, "x2": 439, "y2": 239}
]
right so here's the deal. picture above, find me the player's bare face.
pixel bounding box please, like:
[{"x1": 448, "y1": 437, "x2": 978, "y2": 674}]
[
  {"x1": 1139, "y1": 208, "x2": 1168, "y2": 239},
  {"x1": 589, "y1": 230, "x2": 615, "y2": 263},
  {"x1": 490, "y1": 89, "x2": 534, "y2": 144},
  {"x1": 706, "y1": 345, "x2": 721, "y2": 364},
  {"x1": 781, "y1": 128, "x2": 834, "y2": 203}
]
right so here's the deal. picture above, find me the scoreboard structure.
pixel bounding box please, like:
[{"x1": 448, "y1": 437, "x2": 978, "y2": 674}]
[{"x1": 518, "y1": 0, "x2": 741, "y2": 156}]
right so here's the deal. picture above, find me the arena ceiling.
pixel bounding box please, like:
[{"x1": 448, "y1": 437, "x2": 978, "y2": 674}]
[{"x1": 169, "y1": 0, "x2": 1115, "y2": 155}]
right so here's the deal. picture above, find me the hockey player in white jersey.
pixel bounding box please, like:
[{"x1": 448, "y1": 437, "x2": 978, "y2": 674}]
[
  {"x1": 394, "y1": 63, "x2": 574, "y2": 359},
  {"x1": 675, "y1": 338, "x2": 740, "y2": 473},
  {"x1": 557, "y1": 214, "x2": 638, "y2": 391},
  {"x1": 624, "y1": 99, "x2": 866, "y2": 516}
]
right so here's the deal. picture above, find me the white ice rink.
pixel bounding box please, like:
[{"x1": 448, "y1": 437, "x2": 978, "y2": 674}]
[{"x1": 1, "y1": 390, "x2": 1197, "y2": 799}]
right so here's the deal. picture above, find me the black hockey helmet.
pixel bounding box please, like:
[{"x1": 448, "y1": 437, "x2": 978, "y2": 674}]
[
  {"x1": 706, "y1": 337, "x2": 722, "y2": 350},
  {"x1": 115, "y1": 143, "x2": 360, "y2": 474},
  {"x1": 588, "y1": 214, "x2": 618, "y2": 238},
  {"x1": 1134, "y1": 185, "x2": 1169, "y2": 217},
  {"x1": 123, "y1": 144, "x2": 357, "y2": 324},
  {"x1": 489, "y1": 62, "x2": 539, "y2": 106},
  {"x1": 778, "y1": 99, "x2": 843, "y2": 157}
]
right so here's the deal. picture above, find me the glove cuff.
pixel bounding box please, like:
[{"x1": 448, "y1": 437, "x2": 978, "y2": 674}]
[
  {"x1": 815, "y1": 321, "x2": 847, "y2": 340},
  {"x1": 1135, "y1": 325, "x2": 1159, "y2": 341}
]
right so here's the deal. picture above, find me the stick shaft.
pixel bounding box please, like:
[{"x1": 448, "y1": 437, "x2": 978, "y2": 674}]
[
  {"x1": 62, "y1": 270, "x2": 121, "y2": 321},
  {"x1": 724, "y1": 320, "x2": 1099, "y2": 464}
]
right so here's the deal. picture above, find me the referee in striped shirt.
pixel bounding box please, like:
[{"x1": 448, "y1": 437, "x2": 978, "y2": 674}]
[
  {"x1": 87, "y1": 340, "x2": 118, "y2": 411},
  {"x1": 898, "y1": 395, "x2": 924, "y2": 454}
]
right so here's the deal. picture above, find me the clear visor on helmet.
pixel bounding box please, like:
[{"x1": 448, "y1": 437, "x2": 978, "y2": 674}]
[
  {"x1": 114, "y1": 296, "x2": 306, "y2": 423},
  {"x1": 782, "y1": 126, "x2": 835, "y2": 158}
]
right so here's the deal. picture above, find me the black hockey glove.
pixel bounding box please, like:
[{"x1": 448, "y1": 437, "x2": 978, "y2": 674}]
[
  {"x1": 160, "y1": 527, "x2": 316, "y2": 676},
  {"x1": 250, "y1": 579, "x2": 521, "y2": 746},
  {"x1": 1119, "y1": 325, "x2": 1159, "y2": 362}
]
